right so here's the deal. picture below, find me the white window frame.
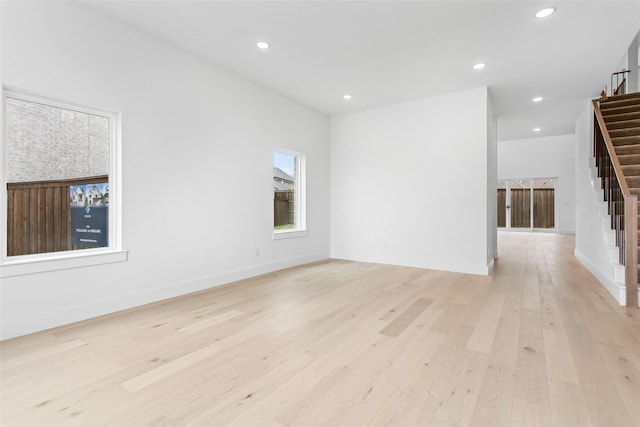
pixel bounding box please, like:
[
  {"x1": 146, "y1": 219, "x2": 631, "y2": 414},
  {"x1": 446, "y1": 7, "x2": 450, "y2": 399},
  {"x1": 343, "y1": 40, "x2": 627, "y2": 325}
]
[
  {"x1": 499, "y1": 177, "x2": 557, "y2": 233},
  {"x1": 0, "y1": 87, "x2": 127, "y2": 278},
  {"x1": 273, "y1": 148, "x2": 307, "y2": 240}
]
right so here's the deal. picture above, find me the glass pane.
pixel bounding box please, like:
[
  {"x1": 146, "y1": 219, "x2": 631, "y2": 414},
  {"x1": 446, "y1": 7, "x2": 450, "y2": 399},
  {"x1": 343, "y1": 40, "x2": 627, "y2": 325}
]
[
  {"x1": 5, "y1": 96, "x2": 110, "y2": 256},
  {"x1": 510, "y1": 179, "x2": 531, "y2": 228},
  {"x1": 273, "y1": 152, "x2": 296, "y2": 230},
  {"x1": 497, "y1": 188, "x2": 506, "y2": 228},
  {"x1": 533, "y1": 179, "x2": 554, "y2": 229},
  {"x1": 6, "y1": 98, "x2": 109, "y2": 182}
]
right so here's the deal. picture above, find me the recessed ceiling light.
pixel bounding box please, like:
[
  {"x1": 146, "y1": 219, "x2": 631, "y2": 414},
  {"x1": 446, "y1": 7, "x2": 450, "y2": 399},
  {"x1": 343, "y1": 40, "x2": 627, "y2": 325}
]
[
  {"x1": 532, "y1": 96, "x2": 544, "y2": 102},
  {"x1": 256, "y1": 41, "x2": 270, "y2": 50},
  {"x1": 343, "y1": 94, "x2": 352, "y2": 100},
  {"x1": 533, "y1": 127, "x2": 541, "y2": 132},
  {"x1": 473, "y1": 63, "x2": 486, "y2": 70},
  {"x1": 535, "y1": 7, "x2": 556, "y2": 18}
]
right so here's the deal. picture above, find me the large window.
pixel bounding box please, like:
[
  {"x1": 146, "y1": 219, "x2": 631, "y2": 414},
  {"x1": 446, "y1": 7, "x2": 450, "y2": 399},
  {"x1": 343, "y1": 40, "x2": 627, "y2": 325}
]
[
  {"x1": 273, "y1": 149, "x2": 306, "y2": 239},
  {"x1": 497, "y1": 178, "x2": 555, "y2": 231},
  {"x1": 1, "y1": 88, "x2": 125, "y2": 276}
]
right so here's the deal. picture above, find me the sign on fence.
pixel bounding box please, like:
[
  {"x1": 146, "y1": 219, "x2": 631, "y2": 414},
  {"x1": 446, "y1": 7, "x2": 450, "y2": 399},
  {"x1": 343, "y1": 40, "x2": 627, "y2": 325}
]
[{"x1": 70, "y1": 183, "x2": 108, "y2": 247}]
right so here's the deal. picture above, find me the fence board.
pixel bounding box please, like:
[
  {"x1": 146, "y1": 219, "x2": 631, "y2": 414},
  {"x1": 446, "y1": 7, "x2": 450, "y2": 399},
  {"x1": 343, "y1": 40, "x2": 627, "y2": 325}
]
[
  {"x1": 511, "y1": 189, "x2": 531, "y2": 228},
  {"x1": 29, "y1": 188, "x2": 38, "y2": 254},
  {"x1": 7, "y1": 189, "x2": 14, "y2": 255},
  {"x1": 13, "y1": 190, "x2": 23, "y2": 255},
  {"x1": 21, "y1": 189, "x2": 29, "y2": 255},
  {"x1": 62, "y1": 189, "x2": 71, "y2": 249},
  {"x1": 45, "y1": 187, "x2": 54, "y2": 254},
  {"x1": 533, "y1": 189, "x2": 554, "y2": 229},
  {"x1": 274, "y1": 191, "x2": 294, "y2": 227},
  {"x1": 38, "y1": 188, "x2": 46, "y2": 254},
  {"x1": 53, "y1": 186, "x2": 60, "y2": 252}
]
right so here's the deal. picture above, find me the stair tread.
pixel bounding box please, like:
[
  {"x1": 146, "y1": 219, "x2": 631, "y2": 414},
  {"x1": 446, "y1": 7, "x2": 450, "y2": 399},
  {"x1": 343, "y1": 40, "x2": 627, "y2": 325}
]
[
  {"x1": 610, "y1": 127, "x2": 640, "y2": 137},
  {"x1": 608, "y1": 119, "x2": 640, "y2": 130},
  {"x1": 601, "y1": 92, "x2": 640, "y2": 102},
  {"x1": 603, "y1": 111, "x2": 640, "y2": 122},
  {"x1": 626, "y1": 179, "x2": 640, "y2": 188},
  {"x1": 618, "y1": 154, "x2": 640, "y2": 165},
  {"x1": 621, "y1": 169, "x2": 640, "y2": 175},
  {"x1": 612, "y1": 135, "x2": 640, "y2": 145},
  {"x1": 601, "y1": 97, "x2": 640, "y2": 109},
  {"x1": 614, "y1": 145, "x2": 640, "y2": 155},
  {"x1": 602, "y1": 105, "x2": 640, "y2": 116},
  {"x1": 606, "y1": 118, "x2": 640, "y2": 130}
]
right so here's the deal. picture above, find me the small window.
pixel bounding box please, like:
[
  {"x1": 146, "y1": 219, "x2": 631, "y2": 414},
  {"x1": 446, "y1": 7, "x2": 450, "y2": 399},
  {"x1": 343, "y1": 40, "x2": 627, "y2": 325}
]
[
  {"x1": 273, "y1": 149, "x2": 306, "y2": 238},
  {"x1": 1, "y1": 88, "x2": 125, "y2": 276}
]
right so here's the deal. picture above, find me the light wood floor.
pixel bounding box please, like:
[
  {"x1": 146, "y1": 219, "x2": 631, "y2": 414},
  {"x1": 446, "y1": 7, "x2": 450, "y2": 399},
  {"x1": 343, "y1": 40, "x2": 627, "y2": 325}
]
[{"x1": 2, "y1": 232, "x2": 640, "y2": 426}]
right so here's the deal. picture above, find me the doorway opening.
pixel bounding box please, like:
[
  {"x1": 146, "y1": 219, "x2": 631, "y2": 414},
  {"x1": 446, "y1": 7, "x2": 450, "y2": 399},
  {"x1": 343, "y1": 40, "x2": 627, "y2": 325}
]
[{"x1": 497, "y1": 178, "x2": 555, "y2": 231}]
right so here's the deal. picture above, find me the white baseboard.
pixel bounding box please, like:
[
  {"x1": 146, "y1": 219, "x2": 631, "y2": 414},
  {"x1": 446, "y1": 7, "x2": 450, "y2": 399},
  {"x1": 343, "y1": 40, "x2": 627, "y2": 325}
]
[
  {"x1": 574, "y1": 249, "x2": 625, "y2": 305},
  {"x1": 557, "y1": 229, "x2": 576, "y2": 235},
  {"x1": 0, "y1": 252, "x2": 329, "y2": 340},
  {"x1": 330, "y1": 253, "x2": 491, "y2": 276}
]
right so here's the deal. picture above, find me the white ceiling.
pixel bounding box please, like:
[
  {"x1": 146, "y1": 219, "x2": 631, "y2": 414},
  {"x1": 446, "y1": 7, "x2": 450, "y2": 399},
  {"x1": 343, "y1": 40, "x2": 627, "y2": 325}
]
[{"x1": 85, "y1": 1, "x2": 640, "y2": 141}]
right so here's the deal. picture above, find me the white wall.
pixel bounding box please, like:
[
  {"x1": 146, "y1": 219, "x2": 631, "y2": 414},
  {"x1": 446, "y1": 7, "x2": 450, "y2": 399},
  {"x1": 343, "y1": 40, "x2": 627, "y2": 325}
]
[
  {"x1": 487, "y1": 92, "x2": 498, "y2": 261},
  {"x1": 629, "y1": 32, "x2": 639, "y2": 93},
  {"x1": 330, "y1": 87, "x2": 493, "y2": 275},
  {"x1": 498, "y1": 134, "x2": 576, "y2": 234},
  {"x1": 0, "y1": 1, "x2": 330, "y2": 339},
  {"x1": 612, "y1": 31, "x2": 639, "y2": 94},
  {"x1": 574, "y1": 100, "x2": 621, "y2": 296}
]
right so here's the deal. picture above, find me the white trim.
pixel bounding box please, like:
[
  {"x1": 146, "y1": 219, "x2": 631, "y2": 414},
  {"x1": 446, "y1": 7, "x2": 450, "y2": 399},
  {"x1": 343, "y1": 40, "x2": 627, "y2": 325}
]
[
  {"x1": 3, "y1": 86, "x2": 117, "y2": 119},
  {"x1": 0, "y1": 249, "x2": 128, "y2": 278},
  {"x1": 0, "y1": 89, "x2": 5, "y2": 265},
  {"x1": 574, "y1": 248, "x2": 625, "y2": 305},
  {"x1": 330, "y1": 255, "x2": 491, "y2": 276},
  {"x1": 557, "y1": 229, "x2": 576, "y2": 235},
  {"x1": 0, "y1": 252, "x2": 329, "y2": 340},
  {"x1": 1, "y1": 87, "x2": 126, "y2": 275},
  {"x1": 273, "y1": 229, "x2": 309, "y2": 240}
]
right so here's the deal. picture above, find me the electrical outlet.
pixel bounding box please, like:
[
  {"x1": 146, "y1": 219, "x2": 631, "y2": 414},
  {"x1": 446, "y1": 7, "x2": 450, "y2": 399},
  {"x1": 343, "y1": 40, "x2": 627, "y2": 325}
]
[{"x1": 254, "y1": 248, "x2": 260, "y2": 257}]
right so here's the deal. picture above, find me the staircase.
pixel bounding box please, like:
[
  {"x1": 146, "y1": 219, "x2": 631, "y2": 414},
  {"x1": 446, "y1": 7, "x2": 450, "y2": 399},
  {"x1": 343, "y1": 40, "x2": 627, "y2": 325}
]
[
  {"x1": 596, "y1": 91, "x2": 640, "y2": 306},
  {"x1": 600, "y1": 92, "x2": 640, "y2": 267}
]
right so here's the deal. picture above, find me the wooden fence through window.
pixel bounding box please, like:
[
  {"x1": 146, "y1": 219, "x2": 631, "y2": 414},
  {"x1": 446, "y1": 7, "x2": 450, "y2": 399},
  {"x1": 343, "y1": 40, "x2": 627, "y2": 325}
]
[
  {"x1": 497, "y1": 189, "x2": 506, "y2": 228},
  {"x1": 533, "y1": 189, "x2": 554, "y2": 228},
  {"x1": 274, "y1": 190, "x2": 294, "y2": 227},
  {"x1": 497, "y1": 188, "x2": 554, "y2": 229},
  {"x1": 7, "y1": 175, "x2": 108, "y2": 256},
  {"x1": 511, "y1": 189, "x2": 532, "y2": 228}
]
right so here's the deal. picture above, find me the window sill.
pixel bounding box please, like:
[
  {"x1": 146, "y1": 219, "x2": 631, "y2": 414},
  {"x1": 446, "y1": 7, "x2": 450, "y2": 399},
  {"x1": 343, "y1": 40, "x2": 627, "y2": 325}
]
[
  {"x1": 0, "y1": 249, "x2": 128, "y2": 278},
  {"x1": 272, "y1": 229, "x2": 308, "y2": 240}
]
